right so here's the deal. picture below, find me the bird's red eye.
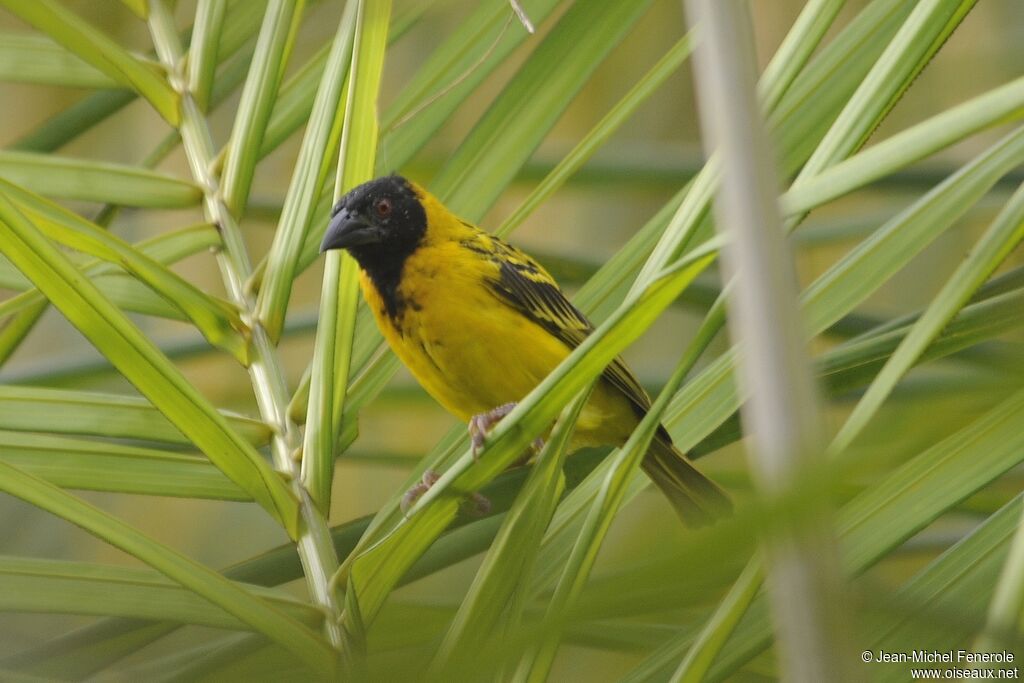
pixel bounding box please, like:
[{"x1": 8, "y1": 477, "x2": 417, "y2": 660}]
[{"x1": 375, "y1": 198, "x2": 392, "y2": 219}]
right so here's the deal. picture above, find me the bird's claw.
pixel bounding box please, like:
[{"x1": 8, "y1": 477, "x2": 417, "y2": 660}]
[
  {"x1": 463, "y1": 492, "x2": 492, "y2": 517},
  {"x1": 400, "y1": 468, "x2": 492, "y2": 518},
  {"x1": 468, "y1": 402, "x2": 518, "y2": 459},
  {"x1": 400, "y1": 469, "x2": 440, "y2": 515}
]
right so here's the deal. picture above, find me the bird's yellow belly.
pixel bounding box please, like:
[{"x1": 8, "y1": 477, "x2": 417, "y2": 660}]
[{"x1": 363, "y1": 268, "x2": 635, "y2": 446}]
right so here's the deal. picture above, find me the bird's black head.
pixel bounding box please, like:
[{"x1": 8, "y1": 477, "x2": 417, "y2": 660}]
[{"x1": 320, "y1": 175, "x2": 427, "y2": 271}]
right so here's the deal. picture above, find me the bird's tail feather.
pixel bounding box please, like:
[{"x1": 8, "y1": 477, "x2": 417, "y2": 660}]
[{"x1": 642, "y1": 438, "x2": 731, "y2": 527}]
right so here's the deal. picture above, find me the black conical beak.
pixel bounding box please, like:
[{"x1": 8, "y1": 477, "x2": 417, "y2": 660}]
[{"x1": 320, "y1": 209, "x2": 382, "y2": 253}]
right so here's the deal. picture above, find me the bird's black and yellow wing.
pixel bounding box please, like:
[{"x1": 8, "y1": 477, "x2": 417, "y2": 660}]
[{"x1": 469, "y1": 233, "x2": 660, "y2": 428}]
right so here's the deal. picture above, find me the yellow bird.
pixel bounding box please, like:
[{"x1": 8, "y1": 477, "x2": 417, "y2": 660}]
[{"x1": 320, "y1": 175, "x2": 729, "y2": 526}]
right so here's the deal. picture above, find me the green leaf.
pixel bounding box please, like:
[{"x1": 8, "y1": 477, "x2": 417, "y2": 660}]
[
  {"x1": 302, "y1": 0, "x2": 391, "y2": 512},
  {"x1": 0, "y1": 0, "x2": 180, "y2": 124},
  {"x1": 431, "y1": 0, "x2": 655, "y2": 219},
  {"x1": 0, "y1": 33, "x2": 120, "y2": 88},
  {"x1": 0, "y1": 386, "x2": 270, "y2": 446},
  {"x1": 705, "y1": 388, "x2": 1024, "y2": 680},
  {"x1": 794, "y1": 0, "x2": 977, "y2": 183},
  {"x1": 782, "y1": 74, "x2": 1024, "y2": 215},
  {"x1": 0, "y1": 196, "x2": 299, "y2": 536},
  {"x1": 0, "y1": 556, "x2": 323, "y2": 629},
  {"x1": 256, "y1": 0, "x2": 357, "y2": 342},
  {"x1": 498, "y1": 32, "x2": 696, "y2": 236},
  {"x1": 671, "y1": 559, "x2": 763, "y2": 683},
  {"x1": 831, "y1": 180, "x2": 1024, "y2": 453},
  {"x1": 801, "y1": 125, "x2": 1024, "y2": 333},
  {"x1": 869, "y1": 496, "x2": 1022, "y2": 681},
  {"x1": 10, "y1": 0, "x2": 267, "y2": 154},
  {"x1": 0, "y1": 301, "x2": 46, "y2": 367},
  {"x1": 0, "y1": 182, "x2": 249, "y2": 363},
  {"x1": 769, "y1": 0, "x2": 915, "y2": 176},
  {"x1": 0, "y1": 151, "x2": 201, "y2": 208},
  {"x1": 666, "y1": 124, "x2": 1024, "y2": 460},
  {"x1": 0, "y1": 451, "x2": 612, "y2": 680},
  {"x1": 428, "y1": 390, "x2": 591, "y2": 679},
  {"x1": 187, "y1": 0, "x2": 228, "y2": 112},
  {"x1": 517, "y1": 326, "x2": 716, "y2": 682},
  {"x1": 0, "y1": 430, "x2": 249, "y2": 500},
  {"x1": 0, "y1": 464, "x2": 335, "y2": 678},
  {"x1": 220, "y1": 0, "x2": 303, "y2": 216},
  {"x1": 380, "y1": 0, "x2": 563, "y2": 171}
]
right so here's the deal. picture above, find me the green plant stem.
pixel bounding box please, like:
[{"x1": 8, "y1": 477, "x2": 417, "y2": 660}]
[
  {"x1": 686, "y1": 2, "x2": 849, "y2": 681},
  {"x1": 146, "y1": 0, "x2": 343, "y2": 654}
]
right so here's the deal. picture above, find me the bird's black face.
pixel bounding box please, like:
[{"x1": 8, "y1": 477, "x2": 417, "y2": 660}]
[{"x1": 320, "y1": 175, "x2": 427, "y2": 270}]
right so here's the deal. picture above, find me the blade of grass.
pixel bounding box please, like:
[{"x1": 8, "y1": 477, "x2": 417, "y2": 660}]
[
  {"x1": 974, "y1": 501, "x2": 1024, "y2": 653},
  {"x1": 877, "y1": 495, "x2": 1022, "y2": 669},
  {"x1": 9, "y1": 0, "x2": 266, "y2": 154},
  {"x1": 666, "y1": 124, "x2": 1024, "y2": 463},
  {"x1": 782, "y1": 75, "x2": 1024, "y2": 215},
  {"x1": 497, "y1": 32, "x2": 696, "y2": 236},
  {"x1": 220, "y1": 0, "x2": 303, "y2": 216},
  {"x1": 0, "y1": 556, "x2": 322, "y2": 629},
  {"x1": 0, "y1": 33, "x2": 119, "y2": 88},
  {"x1": 514, "y1": 301, "x2": 730, "y2": 682},
  {"x1": 379, "y1": 0, "x2": 563, "y2": 171},
  {"x1": 0, "y1": 152, "x2": 201, "y2": 208},
  {"x1": 795, "y1": 0, "x2": 977, "y2": 186},
  {"x1": 256, "y1": 0, "x2": 357, "y2": 342},
  {"x1": 625, "y1": 389, "x2": 1024, "y2": 682},
  {"x1": 0, "y1": 385, "x2": 270, "y2": 446},
  {"x1": 117, "y1": 0, "x2": 148, "y2": 20},
  {"x1": 0, "y1": 430, "x2": 249, "y2": 500},
  {"x1": 711, "y1": 387, "x2": 1024, "y2": 680},
  {"x1": 431, "y1": 0, "x2": 654, "y2": 219},
  {"x1": 0, "y1": 450, "x2": 595, "y2": 679},
  {"x1": 187, "y1": 0, "x2": 228, "y2": 111},
  {"x1": 686, "y1": 3, "x2": 849, "y2": 682},
  {"x1": 0, "y1": 301, "x2": 47, "y2": 367},
  {"x1": 1, "y1": 183, "x2": 249, "y2": 363},
  {"x1": 0, "y1": 194, "x2": 299, "y2": 535},
  {"x1": 302, "y1": 0, "x2": 390, "y2": 513},
  {"x1": 757, "y1": 0, "x2": 847, "y2": 112},
  {"x1": 427, "y1": 389, "x2": 591, "y2": 680},
  {"x1": 0, "y1": 0, "x2": 179, "y2": 124},
  {"x1": 671, "y1": 558, "x2": 764, "y2": 683},
  {"x1": 0, "y1": 463, "x2": 334, "y2": 678},
  {"x1": 829, "y1": 180, "x2": 1024, "y2": 453}
]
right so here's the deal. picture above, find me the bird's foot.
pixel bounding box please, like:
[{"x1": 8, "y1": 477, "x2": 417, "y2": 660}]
[
  {"x1": 400, "y1": 469, "x2": 440, "y2": 515},
  {"x1": 463, "y1": 492, "x2": 492, "y2": 517},
  {"x1": 469, "y1": 402, "x2": 517, "y2": 458},
  {"x1": 469, "y1": 402, "x2": 546, "y2": 460},
  {"x1": 399, "y1": 468, "x2": 492, "y2": 518}
]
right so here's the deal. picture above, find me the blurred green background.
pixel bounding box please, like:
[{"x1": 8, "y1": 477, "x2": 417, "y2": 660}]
[{"x1": 1, "y1": 0, "x2": 1023, "y2": 679}]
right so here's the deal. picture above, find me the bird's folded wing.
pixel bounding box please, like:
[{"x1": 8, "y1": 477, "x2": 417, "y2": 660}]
[{"x1": 479, "y1": 236, "x2": 655, "y2": 420}]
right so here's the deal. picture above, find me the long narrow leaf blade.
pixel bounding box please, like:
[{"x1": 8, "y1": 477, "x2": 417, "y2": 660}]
[
  {"x1": 302, "y1": 0, "x2": 390, "y2": 512},
  {"x1": 0, "y1": 152, "x2": 201, "y2": 208},
  {"x1": 0, "y1": 463, "x2": 334, "y2": 678},
  {"x1": 220, "y1": 0, "x2": 302, "y2": 216},
  {"x1": 0, "y1": 195, "x2": 299, "y2": 536},
  {"x1": 0, "y1": 0, "x2": 179, "y2": 124}
]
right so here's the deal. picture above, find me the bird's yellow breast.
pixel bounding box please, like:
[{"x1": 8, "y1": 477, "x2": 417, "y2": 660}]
[{"x1": 358, "y1": 240, "x2": 635, "y2": 446}]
